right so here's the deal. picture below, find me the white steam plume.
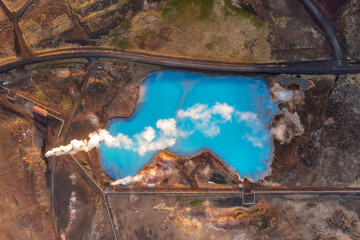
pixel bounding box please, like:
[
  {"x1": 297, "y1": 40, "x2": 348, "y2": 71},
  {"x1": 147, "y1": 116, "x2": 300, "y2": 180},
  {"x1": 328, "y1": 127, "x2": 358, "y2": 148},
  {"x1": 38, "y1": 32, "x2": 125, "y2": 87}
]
[
  {"x1": 271, "y1": 82, "x2": 304, "y2": 109},
  {"x1": 269, "y1": 82, "x2": 305, "y2": 144},
  {"x1": 45, "y1": 129, "x2": 132, "y2": 157},
  {"x1": 111, "y1": 175, "x2": 139, "y2": 186},
  {"x1": 45, "y1": 102, "x2": 270, "y2": 158},
  {"x1": 271, "y1": 83, "x2": 294, "y2": 102},
  {"x1": 270, "y1": 115, "x2": 303, "y2": 144}
]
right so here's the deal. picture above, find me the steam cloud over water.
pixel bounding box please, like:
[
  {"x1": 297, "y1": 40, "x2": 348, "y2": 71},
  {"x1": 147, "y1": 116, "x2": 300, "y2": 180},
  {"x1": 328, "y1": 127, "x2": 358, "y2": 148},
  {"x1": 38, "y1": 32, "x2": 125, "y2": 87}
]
[
  {"x1": 46, "y1": 71, "x2": 304, "y2": 184},
  {"x1": 270, "y1": 83, "x2": 305, "y2": 144},
  {"x1": 45, "y1": 102, "x2": 267, "y2": 158}
]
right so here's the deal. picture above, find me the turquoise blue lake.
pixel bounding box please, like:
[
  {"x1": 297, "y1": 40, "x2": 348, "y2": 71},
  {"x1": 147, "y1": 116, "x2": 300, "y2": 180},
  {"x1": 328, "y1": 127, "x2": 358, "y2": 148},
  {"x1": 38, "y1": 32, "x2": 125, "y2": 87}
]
[{"x1": 99, "y1": 71, "x2": 279, "y2": 181}]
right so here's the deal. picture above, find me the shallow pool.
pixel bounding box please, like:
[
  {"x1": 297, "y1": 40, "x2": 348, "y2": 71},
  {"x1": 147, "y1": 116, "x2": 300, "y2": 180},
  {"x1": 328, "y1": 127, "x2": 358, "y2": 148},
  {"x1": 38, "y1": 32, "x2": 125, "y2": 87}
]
[{"x1": 99, "y1": 71, "x2": 279, "y2": 181}]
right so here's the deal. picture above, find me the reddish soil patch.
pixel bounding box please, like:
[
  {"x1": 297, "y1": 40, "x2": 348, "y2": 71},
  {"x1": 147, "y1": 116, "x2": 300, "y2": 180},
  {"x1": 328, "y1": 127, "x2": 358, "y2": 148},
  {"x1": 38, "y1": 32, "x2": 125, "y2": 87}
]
[{"x1": 313, "y1": 0, "x2": 348, "y2": 21}]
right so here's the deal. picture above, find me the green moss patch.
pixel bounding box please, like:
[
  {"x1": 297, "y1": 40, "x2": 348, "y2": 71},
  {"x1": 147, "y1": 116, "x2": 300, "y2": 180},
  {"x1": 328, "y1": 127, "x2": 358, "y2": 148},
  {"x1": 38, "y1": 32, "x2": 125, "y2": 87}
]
[
  {"x1": 33, "y1": 88, "x2": 52, "y2": 104},
  {"x1": 190, "y1": 199, "x2": 204, "y2": 207},
  {"x1": 61, "y1": 95, "x2": 73, "y2": 111},
  {"x1": 161, "y1": 0, "x2": 214, "y2": 20}
]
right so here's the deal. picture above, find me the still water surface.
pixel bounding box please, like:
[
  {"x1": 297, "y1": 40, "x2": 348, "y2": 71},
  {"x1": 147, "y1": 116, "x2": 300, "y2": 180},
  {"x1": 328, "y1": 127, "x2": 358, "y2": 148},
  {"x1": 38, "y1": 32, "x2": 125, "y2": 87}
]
[{"x1": 100, "y1": 71, "x2": 279, "y2": 181}]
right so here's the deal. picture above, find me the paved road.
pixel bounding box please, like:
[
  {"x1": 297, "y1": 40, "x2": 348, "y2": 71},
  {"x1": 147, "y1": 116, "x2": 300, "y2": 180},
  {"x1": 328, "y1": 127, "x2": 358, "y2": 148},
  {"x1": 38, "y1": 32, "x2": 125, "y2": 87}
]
[
  {"x1": 59, "y1": 59, "x2": 96, "y2": 142},
  {"x1": 50, "y1": 160, "x2": 60, "y2": 240},
  {"x1": 102, "y1": 194, "x2": 118, "y2": 240},
  {"x1": 68, "y1": 155, "x2": 103, "y2": 193},
  {"x1": 0, "y1": 47, "x2": 360, "y2": 75},
  {"x1": 105, "y1": 187, "x2": 360, "y2": 196},
  {"x1": 299, "y1": 0, "x2": 343, "y2": 61}
]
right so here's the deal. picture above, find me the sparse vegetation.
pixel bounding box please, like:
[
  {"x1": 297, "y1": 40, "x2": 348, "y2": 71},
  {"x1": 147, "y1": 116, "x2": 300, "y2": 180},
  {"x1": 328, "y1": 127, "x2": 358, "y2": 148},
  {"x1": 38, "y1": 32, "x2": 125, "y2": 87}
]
[
  {"x1": 33, "y1": 88, "x2": 52, "y2": 104},
  {"x1": 106, "y1": 0, "x2": 270, "y2": 61},
  {"x1": 109, "y1": 13, "x2": 132, "y2": 49},
  {"x1": 139, "y1": 31, "x2": 157, "y2": 41},
  {"x1": 176, "y1": 196, "x2": 190, "y2": 201},
  {"x1": 61, "y1": 95, "x2": 73, "y2": 111},
  {"x1": 161, "y1": 0, "x2": 214, "y2": 20},
  {"x1": 176, "y1": 197, "x2": 204, "y2": 207},
  {"x1": 190, "y1": 198, "x2": 204, "y2": 207},
  {"x1": 235, "y1": 211, "x2": 244, "y2": 217},
  {"x1": 205, "y1": 36, "x2": 224, "y2": 51},
  {"x1": 223, "y1": 0, "x2": 256, "y2": 16},
  {"x1": 239, "y1": 2, "x2": 256, "y2": 15},
  {"x1": 223, "y1": 0, "x2": 264, "y2": 29},
  {"x1": 206, "y1": 42, "x2": 215, "y2": 51},
  {"x1": 111, "y1": 38, "x2": 131, "y2": 49}
]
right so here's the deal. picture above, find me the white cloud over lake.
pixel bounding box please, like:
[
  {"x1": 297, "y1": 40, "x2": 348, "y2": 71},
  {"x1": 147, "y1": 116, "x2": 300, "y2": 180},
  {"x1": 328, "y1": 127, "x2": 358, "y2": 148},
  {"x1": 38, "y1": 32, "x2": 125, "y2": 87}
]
[{"x1": 177, "y1": 102, "x2": 234, "y2": 137}]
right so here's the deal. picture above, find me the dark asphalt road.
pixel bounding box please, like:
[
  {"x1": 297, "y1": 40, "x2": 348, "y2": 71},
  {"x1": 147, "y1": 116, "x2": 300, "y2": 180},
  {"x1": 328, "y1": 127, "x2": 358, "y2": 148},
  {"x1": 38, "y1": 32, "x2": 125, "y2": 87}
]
[
  {"x1": 1, "y1": 48, "x2": 360, "y2": 75},
  {"x1": 299, "y1": 0, "x2": 343, "y2": 61}
]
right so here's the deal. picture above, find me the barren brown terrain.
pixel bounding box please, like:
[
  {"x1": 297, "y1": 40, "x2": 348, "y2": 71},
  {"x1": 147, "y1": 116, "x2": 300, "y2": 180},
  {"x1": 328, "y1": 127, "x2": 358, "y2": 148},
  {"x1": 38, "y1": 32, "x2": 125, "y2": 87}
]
[
  {"x1": 0, "y1": 95, "x2": 55, "y2": 239},
  {"x1": 0, "y1": 0, "x2": 359, "y2": 239},
  {"x1": 0, "y1": 0, "x2": 347, "y2": 63}
]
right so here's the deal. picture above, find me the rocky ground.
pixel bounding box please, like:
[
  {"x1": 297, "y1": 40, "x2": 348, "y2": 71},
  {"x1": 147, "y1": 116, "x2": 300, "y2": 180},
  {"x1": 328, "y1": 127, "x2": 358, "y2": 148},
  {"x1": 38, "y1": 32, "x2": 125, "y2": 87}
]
[
  {"x1": 313, "y1": 0, "x2": 360, "y2": 61},
  {"x1": 320, "y1": 75, "x2": 360, "y2": 186},
  {"x1": 264, "y1": 74, "x2": 360, "y2": 188},
  {"x1": 0, "y1": 95, "x2": 55, "y2": 239},
  {"x1": 0, "y1": 60, "x2": 157, "y2": 239},
  {"x1": 332, "y1": 0, "x2": 360, "y2": 61},
  {"x1": 102, "y1": 0, "x2": 333, "y2": 62},
  {"x1": 120, "y1": 151, "x2": 241, "y2": 189},
  {"x1": 0, "y1": 11, "x2": 16, "y2": 60},
  {"x1": 107, "y1": 193, "x2": 360, "y2": 239},
  {"x1": 0, "y1": 57, "x2": 359, "y2": 238},
  {"x1": 54, "y1": 156, "x2": 114, "y2": 240},
  {"x1": 0, "y1": 0, "x2": 345, "y2": 62},
  {"x1": 264, "y1": 74, "x2": 335, "y2": 186},
  {"x1": 0, "y1": 0, "x2": 359, "y2": 62},
  {"x1": 0, "y1": 0, "x2": 359, "y2": 238}
]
